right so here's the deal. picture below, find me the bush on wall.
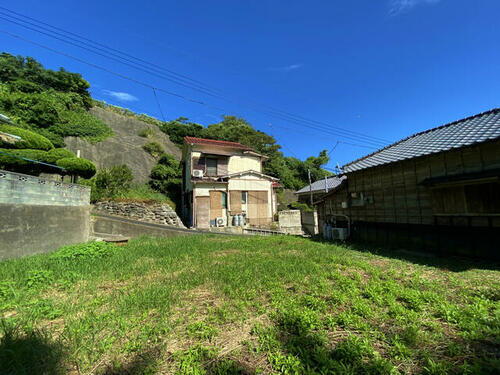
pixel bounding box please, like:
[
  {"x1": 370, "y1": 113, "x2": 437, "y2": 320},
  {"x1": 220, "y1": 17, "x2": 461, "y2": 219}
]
[
  {"x1": 0, "y1": 124, "x2": 54, "y2": 151},
  {"x1": 56, "y1": 157, "x2": 96, "y2": 179}
]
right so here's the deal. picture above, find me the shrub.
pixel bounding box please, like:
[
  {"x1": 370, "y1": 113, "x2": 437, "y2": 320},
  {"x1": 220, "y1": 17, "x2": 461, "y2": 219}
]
[
  {"x1": 149, "y1": 153, "x2": 182, "y2": 207},
  {"x1": 8, "y1": 79, "x2": 44, "y2": 94},
  {"x1": 43, "y1": 148, "x2": 76, "y2": 164},
  {"x1": 289, "y1": 201, "x2": 314, "y2": 212},
  {"x1": 51, "y1": 242, "x2": 117, "y2": 260},
  {"x1": 33, "y1": 128, "x2": 66, "y2": 148},
  {"x1": 92, "y1": 165, "x2": 134, "y2": 200},
  {"x1": 142, "y1": 141, "x2": 164, "y2": 157},
  {"x1": 0, "y1": 124, "x2": 54, "y2": 150},
  {"x1": 56, "y1": 157, "x2": 96, "y2": 179},
  {"x1": 50, "y1": 110, "x2": 112, "y2": 142},
  {"x1": 138, "y1": 128, "x2": 154, "y2": 138},
  {"x1": 0, "y1": 148, "x2": 58, "y2": 175}
]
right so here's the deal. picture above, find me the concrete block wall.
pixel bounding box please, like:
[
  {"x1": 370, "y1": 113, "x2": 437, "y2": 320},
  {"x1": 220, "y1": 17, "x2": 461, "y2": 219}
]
[
  {"x1": 301, "y1": 211, "x2": 319, "y2": 235},
  {"x1": 278, "y1": 210, "x2": 303, "y2": 235},
  {"x1": 0, "y1": 169, "x2": 91, "y2": 260},
  {"x1": 0, "y1": 170, "x2": 90, "y2": 206}
]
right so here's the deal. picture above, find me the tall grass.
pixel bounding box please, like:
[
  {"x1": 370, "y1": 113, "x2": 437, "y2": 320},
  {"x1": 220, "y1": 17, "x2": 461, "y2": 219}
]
[{"x1": 0, "y1": 236, "x2": 498, "y2": 374}]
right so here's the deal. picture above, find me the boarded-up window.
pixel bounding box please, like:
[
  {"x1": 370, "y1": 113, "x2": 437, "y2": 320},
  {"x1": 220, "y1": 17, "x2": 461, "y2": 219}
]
[
  {"x1": 210, "y1": 191, "x2": 223, "y2": 220},
  {"x1": 432, "y1": 186, "x2": 466, "y2": 214},
  {"x1": 464, "y1": 182, "x2": 500, "y2": 214},
  {"x1": 248, "y1": 191, "x2": 270, "y2": 225},
  {"x1": 195, "y1": 196, "x2": 210, "y2": 228},
  {"x1": 431, "y1": 182, "x2": 500, "y2": 215},
  {"x1": 217, "y1": 157, "x2": 228, "y2": 176},
  {"x1": 230, "y1": 190, "x2": 242, "y2": 213}
]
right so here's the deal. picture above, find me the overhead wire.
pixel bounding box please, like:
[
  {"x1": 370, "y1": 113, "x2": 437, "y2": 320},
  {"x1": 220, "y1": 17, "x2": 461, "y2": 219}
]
[
  {"x1": 1, "y1": 28, "x2": 387, "y2": 150},
  {"x1": 0, "y1": 8, "x2": 391, "y2": 147},
  {"x1": 0, "y1": 150, "x2": 65, "y2": 171}
]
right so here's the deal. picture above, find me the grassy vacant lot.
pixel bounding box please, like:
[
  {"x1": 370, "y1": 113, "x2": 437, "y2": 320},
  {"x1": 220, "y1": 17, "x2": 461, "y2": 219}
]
[{"x1": 0, "y1": 236, "x2": 498, "y2": 374}]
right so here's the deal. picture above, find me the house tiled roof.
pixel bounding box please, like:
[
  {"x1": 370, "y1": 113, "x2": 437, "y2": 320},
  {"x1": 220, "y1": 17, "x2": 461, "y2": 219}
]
[
  {"x1": 343, "y1": 108, "x2": 500, "y2": 173},
  {"x1": 184, "y1": 136, "x2": 254, "y2": 150},
  {"x1": 296, "y1": 176, "x2": 346, "y2": 195}
]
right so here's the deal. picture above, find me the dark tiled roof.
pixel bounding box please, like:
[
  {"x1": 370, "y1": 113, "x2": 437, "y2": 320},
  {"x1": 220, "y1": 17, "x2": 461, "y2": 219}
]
[
  {"x1": 184, "y1": 136, "x2": 254, "y2": 150},
  {"x1": 343, "y1": 108, "x2": 500, "y2": 173},
  {"x1": 296, "y1": 176, "x2": 346, "y2": 194}
]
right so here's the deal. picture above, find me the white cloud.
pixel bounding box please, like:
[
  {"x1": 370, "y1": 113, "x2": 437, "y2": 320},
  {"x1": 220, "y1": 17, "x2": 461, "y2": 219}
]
[
  {"x1": 268, "y1": 63, "x2": 303, "y2": 72},
  {"x1": 389, "y1": 0, "x2": 440, "y2": 15},
  {"x1": 102, "y1": 90, "x2": 138, "y2": 102}
]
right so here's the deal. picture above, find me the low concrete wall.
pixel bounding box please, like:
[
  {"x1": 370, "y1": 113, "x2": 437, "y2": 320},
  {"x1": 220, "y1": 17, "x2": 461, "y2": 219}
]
[
  {"x1": 92, "y1": 214, "x2": 199, "y2": 239},
  {"x1": 0, "y1": 203, "x2": 90, "y2": 260},
  {"x1": 0, "y1": 170, "x2": 91, "y2": 260},
  {"x1": 278, "y1": 210, "x2": 303, "y2": 235},
  {"x1": 0, "y1": 170, "x2": 90, "y2": 205},
  {"x1": 301, "y1": 211, "x2": 318, "y2": 235}
]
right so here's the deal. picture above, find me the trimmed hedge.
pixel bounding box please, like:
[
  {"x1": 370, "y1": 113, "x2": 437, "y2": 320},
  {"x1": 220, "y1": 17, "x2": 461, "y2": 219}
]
[
  {"x1": 0, "y1": 148, "x2": 57, "y2": 175},
  {"x1": 0, "y1": 124, "x2": 54, "y2": 150},
  {"x1": 43, "y1": 148, "x2": 76, "y2": 164},
  {"x1": 56, "y1": 157, "x2": 96, "y2": 179}
]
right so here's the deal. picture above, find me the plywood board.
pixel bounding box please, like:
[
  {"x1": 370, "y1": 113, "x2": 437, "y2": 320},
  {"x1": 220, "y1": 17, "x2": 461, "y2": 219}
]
[
  {"x1": 210, "y1": 191, "x2": 222, "y2": 220},
  {"x1": 229, "y1": 190, "x2": 242, "y2": 213},
  {"x1": 196, "y1": 196, "x2": 210, "y2": 229}
]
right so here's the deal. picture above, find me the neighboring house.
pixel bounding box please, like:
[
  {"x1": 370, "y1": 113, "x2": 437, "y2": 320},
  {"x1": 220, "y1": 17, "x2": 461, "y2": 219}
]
[
  {"x1": 315, "y1": 108, "x2": 500, "y2": 259},
  {"x1": 181, "y1": 137, "x2": 279, "y2": 229},
  {"x1": 295, "y1": 176, "x2": 346, "y2": 204}
]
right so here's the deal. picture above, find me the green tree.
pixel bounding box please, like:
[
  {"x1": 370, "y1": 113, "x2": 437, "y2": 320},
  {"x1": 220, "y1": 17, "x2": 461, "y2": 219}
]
[
  {"x1": 93, "y1": 165, "x2": 134, "y2": 200},
  {"x1": 160, "y1": 117, "x2": 203, "y2": 145},
  {"x1": 149, "y1": 153, "x2": 182, "y2": 204}
]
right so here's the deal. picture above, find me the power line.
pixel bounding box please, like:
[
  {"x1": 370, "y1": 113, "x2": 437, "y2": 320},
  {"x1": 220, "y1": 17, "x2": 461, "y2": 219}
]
[
  {"x1": 0, "y1": 30, "x2": 227, "y2": 111},
  {"x1": 0, "y1": 150, "x2": 65, "y2": 171},
  {"x1": 1, "y1": 29, "x2": 387, "y2": 150},
  {"x1": 152, "y1": 88, "x2": 166, "y2": 122},
  {"x1": 0, "y1": 7, "x2": 392, "y2": 147}
]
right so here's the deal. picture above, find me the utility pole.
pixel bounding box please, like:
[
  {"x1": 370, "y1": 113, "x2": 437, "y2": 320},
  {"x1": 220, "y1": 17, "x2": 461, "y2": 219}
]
[{"x1": 308, "y1": 169, "x2": 313, "y2": 207}]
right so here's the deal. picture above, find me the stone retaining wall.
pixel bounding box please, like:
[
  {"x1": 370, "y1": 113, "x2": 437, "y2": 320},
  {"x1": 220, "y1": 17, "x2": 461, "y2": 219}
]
[{"x1": 93, "y1": 201, "x2": 185, "y2": 228}]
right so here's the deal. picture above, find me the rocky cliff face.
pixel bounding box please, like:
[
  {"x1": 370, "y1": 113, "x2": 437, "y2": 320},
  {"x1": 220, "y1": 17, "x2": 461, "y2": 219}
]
[{"x1": 64, "y1": 107, "x2": 181, "y2": 183}]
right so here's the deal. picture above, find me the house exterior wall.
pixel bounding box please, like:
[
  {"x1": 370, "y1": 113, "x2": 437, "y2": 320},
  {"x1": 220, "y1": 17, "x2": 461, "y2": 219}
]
[
  {"x1": 228, "y1": 155, "x2": 261, "y2": 173},
  {"x1": 316, "y1": 140, "x2": 500, "y2": 258},
  {"x1": 182, "y1": 142, "x2": 277, "y2": 228}
]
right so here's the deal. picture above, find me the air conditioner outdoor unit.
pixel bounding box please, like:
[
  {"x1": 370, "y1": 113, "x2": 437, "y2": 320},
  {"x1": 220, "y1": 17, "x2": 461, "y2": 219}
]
[
  {"x1": 192, "y1": 169, "x2": 204, "y2": 178},
  {"x1": 215, "y1": 217, "x2": 226, "y2": 227}
]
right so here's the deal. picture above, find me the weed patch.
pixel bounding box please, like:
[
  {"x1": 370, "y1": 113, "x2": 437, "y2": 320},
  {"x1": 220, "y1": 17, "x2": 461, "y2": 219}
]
[{"x1": 0, "y1": 235, "x2": 498, "y2": 373}]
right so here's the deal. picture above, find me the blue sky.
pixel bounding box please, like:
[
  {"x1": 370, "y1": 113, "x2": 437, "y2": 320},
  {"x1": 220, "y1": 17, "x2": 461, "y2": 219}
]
[{"x1": 1, "y1": 0, "x2": 499, "y2": 169}]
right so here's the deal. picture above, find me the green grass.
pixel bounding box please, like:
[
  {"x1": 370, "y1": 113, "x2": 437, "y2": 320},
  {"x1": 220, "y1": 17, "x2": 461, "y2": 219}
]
[
  {"x1": 0, "y1": 236, "x2": 498, "y2": 374},
  {"x1": 112, "y1": 184, "x2": 177, "y2": 208}
]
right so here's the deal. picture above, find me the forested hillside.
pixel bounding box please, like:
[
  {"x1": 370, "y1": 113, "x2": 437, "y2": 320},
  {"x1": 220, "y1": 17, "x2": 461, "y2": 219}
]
[{"x1": 0, "y1": 52, "x2": 330, "y2": 191}]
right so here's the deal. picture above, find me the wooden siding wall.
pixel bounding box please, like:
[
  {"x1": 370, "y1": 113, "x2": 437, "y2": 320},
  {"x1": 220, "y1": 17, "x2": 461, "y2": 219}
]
[{"x1": 318, "y1": 140, "x2": 500, "y2": 228}]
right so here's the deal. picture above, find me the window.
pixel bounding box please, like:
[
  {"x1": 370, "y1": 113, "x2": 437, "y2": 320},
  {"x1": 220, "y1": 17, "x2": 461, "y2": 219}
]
[
  {"x1": 221, "y1": 192, "x2": 228, "y2": 209},
  {"x1": 241, "y1": 191, "x2": 248, "y2": 204},
  {"x1": 206, "y1": 157, "x2": 218, "y2": 176},
  {"x1": 431, "y1": 182, "x2": 500, "y2": 215}
]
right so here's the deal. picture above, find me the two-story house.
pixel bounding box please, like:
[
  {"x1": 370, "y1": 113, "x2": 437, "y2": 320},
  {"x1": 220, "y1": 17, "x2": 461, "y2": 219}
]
[{"x1": 181, "y1": 136, "x2": 279, "y2": 229}]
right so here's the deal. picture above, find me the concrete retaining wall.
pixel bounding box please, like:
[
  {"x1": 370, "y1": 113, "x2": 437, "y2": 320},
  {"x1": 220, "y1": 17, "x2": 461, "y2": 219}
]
[
  {"x1": 93, "y1": 200, "x2": 184, "y2": 227},
  {"x1": 92, "y1": 214, "x2": 198, "y2": 239},
  {"x1": 0, "y1": 170, "x2": 91, "y2": 260},
  {"x1": 278, "y1": 210, "x2": 303, "y2": 235},
  {"x1": 301, "y1": 211, "x2": 318, "y2": 235},
  {"x1": 0, "y1": 203, "x2": 90, "y2": 260},
  {"x1": 0, "y1": 170, "x2": 90, "y2": 206}
]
